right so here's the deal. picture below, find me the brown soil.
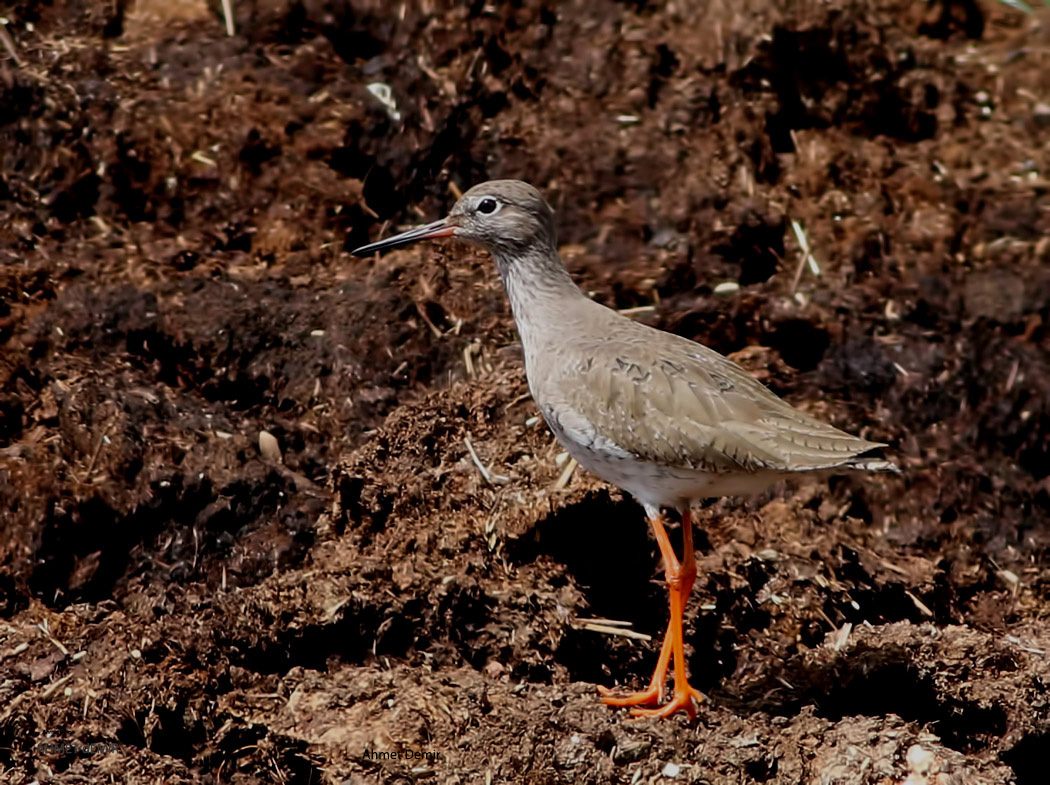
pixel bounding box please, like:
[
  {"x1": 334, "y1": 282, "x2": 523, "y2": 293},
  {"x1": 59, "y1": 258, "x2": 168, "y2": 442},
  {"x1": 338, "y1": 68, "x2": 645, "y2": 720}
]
[{"x1": 2, "y1": 0, "x2": 1049, "y2": 782}]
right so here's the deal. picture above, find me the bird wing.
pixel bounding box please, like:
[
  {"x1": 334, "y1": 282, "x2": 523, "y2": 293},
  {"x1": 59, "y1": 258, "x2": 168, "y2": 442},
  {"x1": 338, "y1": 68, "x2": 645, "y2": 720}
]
[{"x1": 541, "y1": 326, "x2": 887, "y2": 475}]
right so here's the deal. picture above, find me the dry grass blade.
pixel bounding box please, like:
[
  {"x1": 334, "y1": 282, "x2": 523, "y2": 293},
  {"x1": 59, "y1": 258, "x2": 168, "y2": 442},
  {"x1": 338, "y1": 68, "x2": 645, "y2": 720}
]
[
  {"x1": 35, "y1": 623, "x2": 70, "y2": 656},
  {"x1": 618, "y1": 304, "x2": 656, "y2": 317},
  {"x1": 0, "y1": 22, "x2": 21, "y2": 66},
  {"x1": 575, "y1": 617, "x2": 634, "y2": 627},
  {"x1": 582, "y1": 623, "x2": 651, "y2": 642},
  {"x1": 415, "y1": 301, "x2": 444, "y2": 339},
  {"x1": 464, "y1": 435, "x2": 509, "y2": 485},
  {"x1": 221, "y1": 0, "x2": 236, "y2": 36},
  {"x1": 40, "y1": 673, "x2": 74, "y2": 700},
  {"x1": 463, "y1": 341, "x2": 480, "y2": 378},
  {"x1": 553, "y1": 456, "x2": 577, "y2": 489},
  {"x1": 906, "y1": 590, "x2": 934, "y2": 618},
  {"x1": 829, "y1": 622, "x2": 852, "y2": 651},
  {"x1": 790, "y1": 219, "x2": 821, "y2": 293}
]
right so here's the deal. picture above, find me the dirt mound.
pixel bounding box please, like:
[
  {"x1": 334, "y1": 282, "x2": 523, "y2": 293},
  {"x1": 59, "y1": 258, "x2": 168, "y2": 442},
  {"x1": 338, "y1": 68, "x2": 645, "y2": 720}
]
[{"x1": 2, "y1": 0, "x2": 1049, "y2": 782}]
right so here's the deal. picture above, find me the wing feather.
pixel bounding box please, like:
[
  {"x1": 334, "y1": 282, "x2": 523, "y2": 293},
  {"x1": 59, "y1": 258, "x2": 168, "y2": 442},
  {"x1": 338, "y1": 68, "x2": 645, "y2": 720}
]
[{"x1": 548, "y1": 329, "x2": 888, "y2": 475}]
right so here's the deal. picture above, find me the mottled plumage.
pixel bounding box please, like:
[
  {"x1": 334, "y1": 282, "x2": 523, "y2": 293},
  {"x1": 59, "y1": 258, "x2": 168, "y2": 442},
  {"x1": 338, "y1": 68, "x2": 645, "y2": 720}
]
[{"x1": 523, "y1": 295, "x2": 894, "y2": 509}]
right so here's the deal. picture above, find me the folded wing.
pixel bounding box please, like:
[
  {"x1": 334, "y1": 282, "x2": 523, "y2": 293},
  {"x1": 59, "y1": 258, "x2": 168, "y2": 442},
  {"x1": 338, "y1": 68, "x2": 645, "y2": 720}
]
[{"x1": 546, "y1": 330, "x2": 893, "y2": 476}]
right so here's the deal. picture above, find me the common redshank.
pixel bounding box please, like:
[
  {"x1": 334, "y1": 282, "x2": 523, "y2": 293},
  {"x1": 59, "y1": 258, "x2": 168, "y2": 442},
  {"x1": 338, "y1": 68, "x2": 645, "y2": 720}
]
[{"x1": 354, "y1": 180, "x2": 897, "y2": 719}]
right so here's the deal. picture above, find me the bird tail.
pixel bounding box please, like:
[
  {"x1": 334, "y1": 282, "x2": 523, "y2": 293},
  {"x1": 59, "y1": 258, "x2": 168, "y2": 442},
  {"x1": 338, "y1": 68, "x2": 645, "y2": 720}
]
[{"x1": 846, "y1": 452, "x2": 900, "y2": 474}]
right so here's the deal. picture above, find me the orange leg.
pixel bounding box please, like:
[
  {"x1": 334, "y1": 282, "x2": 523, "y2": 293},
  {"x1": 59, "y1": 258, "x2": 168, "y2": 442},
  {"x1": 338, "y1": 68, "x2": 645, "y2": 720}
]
[
  {"x1": 598, "y1": 614, "x2": 673, "y2": 708},
  {"x1": 600, "y1": 510, "x2": 705, "y2": 719}
]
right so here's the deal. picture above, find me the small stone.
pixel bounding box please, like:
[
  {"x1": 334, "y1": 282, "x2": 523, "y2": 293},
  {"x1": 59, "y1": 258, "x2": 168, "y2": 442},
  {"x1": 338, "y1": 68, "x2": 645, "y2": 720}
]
[
  {"x1": 661, "y1": 761, "x2": 681, "y2": 778},
  {"x1": 258, "y1": 430, "x2": 282, "y2": 463},
  {"x1": 906, "y1": 744, "x2": 935, "y2": 775},
  {"x1": 1034, "y1": 102, "x2": 1050, "y2": 128}
]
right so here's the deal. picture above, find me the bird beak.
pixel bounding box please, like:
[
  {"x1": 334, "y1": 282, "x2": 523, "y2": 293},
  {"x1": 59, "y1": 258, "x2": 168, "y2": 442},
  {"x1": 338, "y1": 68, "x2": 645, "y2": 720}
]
[{"x1": 352, "y1": 217, "x2": 457, "y2": 256}]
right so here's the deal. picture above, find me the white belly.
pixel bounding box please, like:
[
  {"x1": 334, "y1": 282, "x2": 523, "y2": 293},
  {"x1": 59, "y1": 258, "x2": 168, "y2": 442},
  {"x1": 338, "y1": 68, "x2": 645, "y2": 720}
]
[{"x1": 547, "y1": 415, "x2": 786, "y2": 511}]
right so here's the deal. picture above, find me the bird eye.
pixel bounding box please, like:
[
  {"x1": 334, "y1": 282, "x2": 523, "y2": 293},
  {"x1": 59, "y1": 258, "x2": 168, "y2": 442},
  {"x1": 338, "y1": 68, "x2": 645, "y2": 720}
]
[{"x1": 477, "y1": 197, "x2": 499, "y2": 215}]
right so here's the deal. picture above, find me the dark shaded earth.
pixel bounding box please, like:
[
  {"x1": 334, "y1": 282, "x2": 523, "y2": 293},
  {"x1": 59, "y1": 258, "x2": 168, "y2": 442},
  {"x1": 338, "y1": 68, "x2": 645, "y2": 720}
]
[{"x1": 2, "y1": 0, "x2": 1050, "y2": 782}]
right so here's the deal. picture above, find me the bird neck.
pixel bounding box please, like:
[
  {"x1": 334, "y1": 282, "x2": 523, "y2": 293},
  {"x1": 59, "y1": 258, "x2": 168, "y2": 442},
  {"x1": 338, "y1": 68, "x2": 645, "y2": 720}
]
[{"x1": 492, "y1": 244, "x2": 585, "y2": 347}]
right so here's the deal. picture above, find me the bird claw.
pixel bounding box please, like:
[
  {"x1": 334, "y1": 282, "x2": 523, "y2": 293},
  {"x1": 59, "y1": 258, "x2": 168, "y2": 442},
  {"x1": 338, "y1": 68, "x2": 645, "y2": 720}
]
[
  {"x1": 627, "y1": 684, "x2": 705, "y2": 720},
  {"x1": 598, "y1": 683, "x2": 664, "y2": 708}
]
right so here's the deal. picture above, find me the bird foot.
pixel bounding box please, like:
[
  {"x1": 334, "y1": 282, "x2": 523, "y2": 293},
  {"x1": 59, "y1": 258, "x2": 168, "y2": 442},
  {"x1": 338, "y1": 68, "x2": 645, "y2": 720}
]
[
  {"x1": 597, "y1": 683, "x2": 663, "y2": 708},
  {"x1": 627, "y1": 682, "x2": 705, "y2": 720},
  {"x1": 599, "y1": 512, "x2": 704, "y2": 721}
]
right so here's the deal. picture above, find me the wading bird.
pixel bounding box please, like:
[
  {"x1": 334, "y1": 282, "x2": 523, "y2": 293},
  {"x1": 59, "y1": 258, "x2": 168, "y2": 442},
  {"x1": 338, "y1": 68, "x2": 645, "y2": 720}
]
[{"x1": 354, "y1": 180, "x2": 896, "y2": 718}]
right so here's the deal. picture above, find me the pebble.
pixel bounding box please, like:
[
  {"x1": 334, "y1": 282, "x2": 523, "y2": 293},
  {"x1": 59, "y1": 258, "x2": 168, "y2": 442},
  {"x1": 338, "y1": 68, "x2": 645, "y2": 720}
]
[
  {"x1": 906, "y1": 744, "x2": 935, "y2": 775},
  {"x1": 1034, "y1": 102, "x2": 1050, "y2": 128},
  {"x1": 259, "y1": 430, "x2": 282, "y2": 463}
]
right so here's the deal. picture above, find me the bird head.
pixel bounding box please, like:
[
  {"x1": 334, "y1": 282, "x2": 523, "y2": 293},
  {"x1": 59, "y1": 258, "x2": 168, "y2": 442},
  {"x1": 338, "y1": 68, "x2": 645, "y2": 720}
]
[{"x1": 353, "y1": 180, "x2": 556, "y2": 258}]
